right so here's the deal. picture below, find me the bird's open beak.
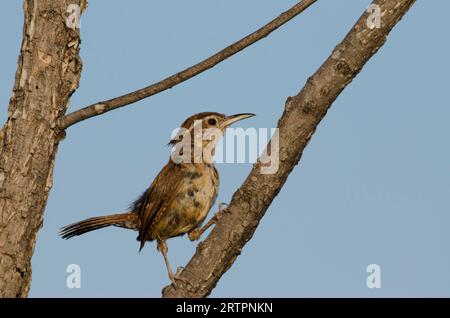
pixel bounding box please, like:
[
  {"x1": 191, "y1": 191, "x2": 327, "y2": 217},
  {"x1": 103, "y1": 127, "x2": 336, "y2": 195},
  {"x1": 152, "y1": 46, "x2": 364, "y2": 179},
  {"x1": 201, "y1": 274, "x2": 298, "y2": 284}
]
[{"x1": 222, "y1": 113, "x2": 255, "y2": 128}]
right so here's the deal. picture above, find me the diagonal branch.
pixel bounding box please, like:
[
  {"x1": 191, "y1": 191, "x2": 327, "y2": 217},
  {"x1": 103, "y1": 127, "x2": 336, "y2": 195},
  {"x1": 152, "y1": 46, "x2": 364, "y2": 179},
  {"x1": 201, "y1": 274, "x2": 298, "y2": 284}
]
[
  {"x1": 162, "y1": 0, "x2": 416, "y2": 298},
  {"x1": 57, "y1": 0, "x2": 317, "y2": 130}
]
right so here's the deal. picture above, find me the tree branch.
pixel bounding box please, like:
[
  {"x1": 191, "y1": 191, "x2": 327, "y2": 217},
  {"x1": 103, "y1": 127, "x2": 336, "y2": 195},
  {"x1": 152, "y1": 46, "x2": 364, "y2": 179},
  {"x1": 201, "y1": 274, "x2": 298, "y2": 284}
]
[
  {"x1": 57, "y1": 0, "x2": 317, "y2": 130},
  {"x1": 162, "y1": 0, "x2": 416, "y2": 298}
]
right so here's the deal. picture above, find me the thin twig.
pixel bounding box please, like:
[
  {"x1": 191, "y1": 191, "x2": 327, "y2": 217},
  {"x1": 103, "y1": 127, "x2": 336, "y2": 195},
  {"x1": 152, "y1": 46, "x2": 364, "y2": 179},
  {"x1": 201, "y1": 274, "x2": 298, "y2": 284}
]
[{"x1": 58, "y1": 0, "x2": 317, "y2": 129}]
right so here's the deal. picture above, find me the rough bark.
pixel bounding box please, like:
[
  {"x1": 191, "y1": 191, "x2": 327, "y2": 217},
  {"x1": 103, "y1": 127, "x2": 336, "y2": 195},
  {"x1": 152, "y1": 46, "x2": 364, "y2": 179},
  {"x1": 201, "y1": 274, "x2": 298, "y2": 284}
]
[
  {"x1": 0, "y1": 0, "x2": 86, "y2": 297},
  {"x1": 162, "y1": 0, "x2": 416, "y2": 298}
]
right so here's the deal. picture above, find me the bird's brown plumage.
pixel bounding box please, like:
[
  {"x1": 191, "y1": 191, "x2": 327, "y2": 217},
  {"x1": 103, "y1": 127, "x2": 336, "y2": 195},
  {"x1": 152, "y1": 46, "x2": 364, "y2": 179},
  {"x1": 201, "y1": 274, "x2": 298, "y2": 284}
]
[{"x1": 60, "y1": 111, "x2": 253, "y2": 285}]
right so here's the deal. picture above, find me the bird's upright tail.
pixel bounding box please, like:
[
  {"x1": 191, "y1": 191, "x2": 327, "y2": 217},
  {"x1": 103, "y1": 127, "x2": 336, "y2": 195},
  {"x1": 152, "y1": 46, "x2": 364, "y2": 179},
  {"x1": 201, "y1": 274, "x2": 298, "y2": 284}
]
[{"x1": 60, "y1": 212, "x2": 139, "y2": 239}]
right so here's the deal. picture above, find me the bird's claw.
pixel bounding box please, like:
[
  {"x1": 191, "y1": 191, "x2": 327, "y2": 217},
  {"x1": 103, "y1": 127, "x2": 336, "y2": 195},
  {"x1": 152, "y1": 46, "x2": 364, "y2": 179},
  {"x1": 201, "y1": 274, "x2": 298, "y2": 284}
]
[
  {"x1": 176, "y1": 266, "x2": 184, "y2": 275},
  {"x1": 188, "y1": 202, "x2": 230, "y2": 242},
  {"x1": 188, "y1": 229, "x2": 202, "y2": 241},
  {"x1": 213, "y1": 202, "x2": 229, "y2": 221},
  {"x1": 169, "y1": 267, "x2": 188, "y2": 287}
]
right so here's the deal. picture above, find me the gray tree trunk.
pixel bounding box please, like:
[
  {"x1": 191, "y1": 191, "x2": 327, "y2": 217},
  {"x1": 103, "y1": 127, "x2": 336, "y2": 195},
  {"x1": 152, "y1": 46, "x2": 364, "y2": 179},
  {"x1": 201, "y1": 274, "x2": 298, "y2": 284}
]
[{"x1": 0, "y1": 0, "x2": 85, "y2": 297}]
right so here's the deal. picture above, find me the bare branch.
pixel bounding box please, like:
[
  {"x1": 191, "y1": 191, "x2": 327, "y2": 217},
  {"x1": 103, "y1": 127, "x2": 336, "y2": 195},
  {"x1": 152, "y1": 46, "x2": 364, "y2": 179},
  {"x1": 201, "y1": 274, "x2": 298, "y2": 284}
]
[
  {"x1": 58, "y1": 0, "x2": 317, "y2": 130},
  {"x1": 162, "y1": 0, "x2": 416, "y2": 298}
]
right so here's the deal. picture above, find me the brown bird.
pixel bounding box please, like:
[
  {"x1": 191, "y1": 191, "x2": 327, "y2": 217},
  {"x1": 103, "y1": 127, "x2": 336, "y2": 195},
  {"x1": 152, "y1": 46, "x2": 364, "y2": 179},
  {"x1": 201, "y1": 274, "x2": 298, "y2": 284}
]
[{"x1": 60, "y1": 112, "x2": 255, "y2": 285}]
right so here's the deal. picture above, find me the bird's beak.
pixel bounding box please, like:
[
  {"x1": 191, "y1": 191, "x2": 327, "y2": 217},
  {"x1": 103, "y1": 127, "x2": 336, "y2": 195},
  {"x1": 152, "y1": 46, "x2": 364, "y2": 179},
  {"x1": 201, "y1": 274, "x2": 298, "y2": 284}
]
[{"x1": 221, "y1": 113, "x2": 255, "y2": 128}]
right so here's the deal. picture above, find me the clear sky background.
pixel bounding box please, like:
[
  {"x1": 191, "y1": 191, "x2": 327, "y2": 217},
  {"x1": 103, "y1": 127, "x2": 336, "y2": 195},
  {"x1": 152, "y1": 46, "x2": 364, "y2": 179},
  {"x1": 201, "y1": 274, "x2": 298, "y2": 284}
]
[{"x1": 1, "y1": 1, "x2": 449, "y2": 297}]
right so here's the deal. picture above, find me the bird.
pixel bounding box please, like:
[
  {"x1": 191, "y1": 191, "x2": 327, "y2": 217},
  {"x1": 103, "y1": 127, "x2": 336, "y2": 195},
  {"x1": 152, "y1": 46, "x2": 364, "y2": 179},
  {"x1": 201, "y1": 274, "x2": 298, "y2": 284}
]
[{"x1": 60, "y1": 111, "x2": 255, "y2": 285}]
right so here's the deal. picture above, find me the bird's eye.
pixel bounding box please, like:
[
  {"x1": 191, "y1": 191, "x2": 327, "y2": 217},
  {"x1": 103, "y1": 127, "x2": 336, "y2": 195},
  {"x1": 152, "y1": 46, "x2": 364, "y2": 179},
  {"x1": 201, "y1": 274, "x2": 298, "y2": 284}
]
[{"x1": 208, "y1": 118, "x2": 217, "y2": 126}]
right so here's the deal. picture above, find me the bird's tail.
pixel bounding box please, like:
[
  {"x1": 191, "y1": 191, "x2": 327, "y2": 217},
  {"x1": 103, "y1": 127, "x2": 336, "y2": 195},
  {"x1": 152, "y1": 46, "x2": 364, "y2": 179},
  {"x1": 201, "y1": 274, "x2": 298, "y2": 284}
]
[{"x1": 60, "y1": 212, "x2": 139, "y2": 239}]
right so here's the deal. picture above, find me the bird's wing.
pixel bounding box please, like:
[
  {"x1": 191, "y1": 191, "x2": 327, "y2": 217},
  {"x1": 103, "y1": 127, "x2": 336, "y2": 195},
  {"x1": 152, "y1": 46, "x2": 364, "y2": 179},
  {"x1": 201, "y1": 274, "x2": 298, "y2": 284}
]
[{"x1": 133, "y1": 161, "x2": 184, "y2": 250}]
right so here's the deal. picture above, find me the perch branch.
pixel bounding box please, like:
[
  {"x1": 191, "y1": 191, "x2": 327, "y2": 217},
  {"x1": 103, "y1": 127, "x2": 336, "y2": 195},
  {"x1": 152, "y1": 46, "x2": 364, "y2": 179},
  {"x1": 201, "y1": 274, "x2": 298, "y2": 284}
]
[{"x1": 162, "y1": 0, "x2": 416, "y2": 298}]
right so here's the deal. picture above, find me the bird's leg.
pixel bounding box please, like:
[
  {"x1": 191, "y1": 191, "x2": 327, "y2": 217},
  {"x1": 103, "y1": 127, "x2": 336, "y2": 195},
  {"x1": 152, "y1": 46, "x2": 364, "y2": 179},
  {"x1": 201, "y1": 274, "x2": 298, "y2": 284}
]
[
  {"x1": 157, "y1": 240, "x2": 187, "y2": 287},
  {"x1": 157, "y1": 240, "x2": 174, "y2": 279},
  {"x1": 188, "y1": 202, "x2": 229, "y2": 241}
]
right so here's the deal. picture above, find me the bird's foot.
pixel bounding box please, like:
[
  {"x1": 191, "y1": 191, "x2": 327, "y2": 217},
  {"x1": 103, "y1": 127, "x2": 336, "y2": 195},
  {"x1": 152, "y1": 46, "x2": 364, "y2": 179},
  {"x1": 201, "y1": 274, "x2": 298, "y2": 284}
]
[
  {"x1": 188, "y1": 228, "x2": 202, "y2": 241},
  {"x1": 169, "y1": 267, "x2": 188, "y2": 287},
  {"x1": 176, "y1": 266, "x2": 184, "y2": 275},
  {"x1": 209, "y1": 202, "x2": 230, "y2": 225},
  {"x1": 218, "y1": 202, "x2": 228, "y2": 210},
  {"x1": 188, "y1": 202, "x2": 229, "y2": 241}
]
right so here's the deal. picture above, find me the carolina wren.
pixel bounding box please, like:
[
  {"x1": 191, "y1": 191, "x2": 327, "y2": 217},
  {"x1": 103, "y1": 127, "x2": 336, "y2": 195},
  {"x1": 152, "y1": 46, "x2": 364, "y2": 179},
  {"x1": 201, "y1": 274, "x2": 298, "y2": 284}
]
[{"x1": 60, "y1": 112, "x2": 255, "y2": 285}]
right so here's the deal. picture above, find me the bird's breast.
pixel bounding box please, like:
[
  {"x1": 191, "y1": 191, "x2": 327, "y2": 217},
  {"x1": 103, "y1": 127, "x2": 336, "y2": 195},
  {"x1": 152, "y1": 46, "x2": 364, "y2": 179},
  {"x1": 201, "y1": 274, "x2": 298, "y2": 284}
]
[{"x1": 152, "y1": 164, "x2": 219, "y2": 239}]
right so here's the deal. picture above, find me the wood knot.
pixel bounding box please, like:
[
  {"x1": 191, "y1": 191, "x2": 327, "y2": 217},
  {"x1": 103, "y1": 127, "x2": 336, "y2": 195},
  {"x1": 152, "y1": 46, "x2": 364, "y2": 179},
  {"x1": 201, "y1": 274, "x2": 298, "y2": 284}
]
[
  {"x1": 285, "y1": 96, "x2": 296, "y2": 112},
  {"x1": 56, "y1": 129, "x2": 67, "y2": 142},
  {"x1": 335, "y1": 59, "x2": 353, "y2": 77},
  {"x1": 52, "y1": 119, "x2": 67, "y2": 142},
  {"x1": 320, "y1": 86, "x2": 330, "y2": 96},
  {"x1": 40, "y1": 9, "x2": 58, "y2": 20},
  {"x1": 302, "y1": 100, "x2": 316, "y2": 115}
]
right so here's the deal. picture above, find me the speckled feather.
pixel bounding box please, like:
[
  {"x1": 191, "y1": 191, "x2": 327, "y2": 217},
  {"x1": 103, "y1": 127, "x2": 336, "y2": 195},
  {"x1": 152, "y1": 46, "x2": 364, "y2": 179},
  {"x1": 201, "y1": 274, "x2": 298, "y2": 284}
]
[
  {"x1": 60, "y1": 111, "x2": 254, "y2": 283},
  {"x1": 134, "y1": 160, "x2": 219, "y2": 250},
  {"x1": 132, "y1": 113, "x2": 224, "y2": 249}
]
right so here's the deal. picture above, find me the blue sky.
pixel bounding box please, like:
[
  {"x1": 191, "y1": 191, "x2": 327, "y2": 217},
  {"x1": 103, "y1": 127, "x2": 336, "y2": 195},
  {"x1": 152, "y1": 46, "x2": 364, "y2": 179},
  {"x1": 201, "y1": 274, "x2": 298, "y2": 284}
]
[{"x1": 1, "y1": 1, "x2": 449, "y2": 297}]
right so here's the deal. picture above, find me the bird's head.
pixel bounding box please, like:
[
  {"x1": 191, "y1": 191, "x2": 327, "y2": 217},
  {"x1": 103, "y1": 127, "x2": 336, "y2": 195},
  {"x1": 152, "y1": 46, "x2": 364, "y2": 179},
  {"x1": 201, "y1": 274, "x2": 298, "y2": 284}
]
[{"x1": 169, "y1": 112, "x2": 255, "y2": 163}]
